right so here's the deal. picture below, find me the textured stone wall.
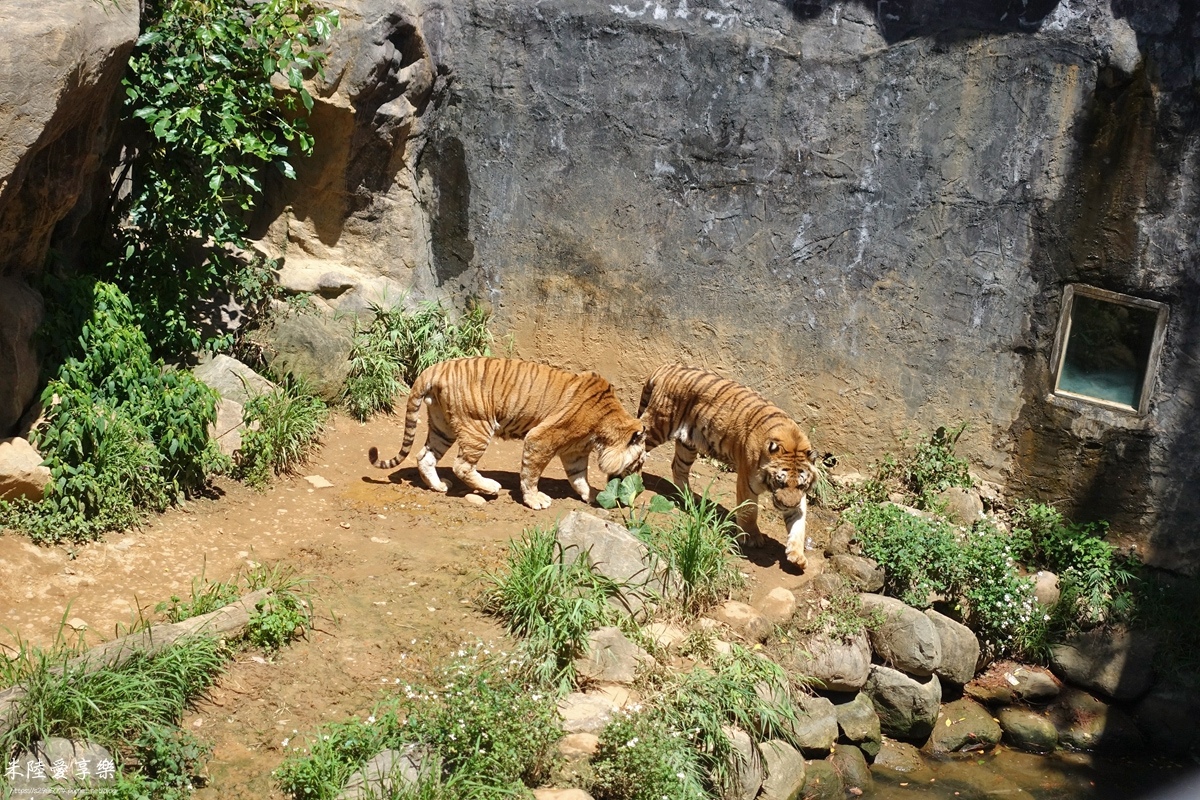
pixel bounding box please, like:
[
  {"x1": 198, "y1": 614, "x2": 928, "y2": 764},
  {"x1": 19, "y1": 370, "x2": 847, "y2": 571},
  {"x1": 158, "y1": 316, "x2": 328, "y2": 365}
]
[{"x1": 260, "y1": 0, "x2": 1200, "y2": 571}]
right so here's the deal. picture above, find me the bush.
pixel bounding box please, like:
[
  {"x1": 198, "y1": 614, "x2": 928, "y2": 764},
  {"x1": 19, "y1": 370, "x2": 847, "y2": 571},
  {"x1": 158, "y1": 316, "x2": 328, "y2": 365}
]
[
  {"x1": 235, "y1": 376, "x2": 328, "y2": 488},
  {"x1": 591, "y1": 712, "x2": 707, "y2": 800},
  {"x1": 102, "y1": 0, "x2": 338, "y2": 355},
  {"x1": 343, "y1": 300, "x2": 493, "y2": 421},
  {"x1": 0, "y1": 281, "x2": 224, "y2": 544}
]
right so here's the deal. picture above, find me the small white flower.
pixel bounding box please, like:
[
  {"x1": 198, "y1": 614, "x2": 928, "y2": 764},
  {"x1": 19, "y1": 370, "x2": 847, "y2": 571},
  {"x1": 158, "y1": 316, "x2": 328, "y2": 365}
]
[{"x1": 281, "y1": 738, "x2": 290, "y2": 747}]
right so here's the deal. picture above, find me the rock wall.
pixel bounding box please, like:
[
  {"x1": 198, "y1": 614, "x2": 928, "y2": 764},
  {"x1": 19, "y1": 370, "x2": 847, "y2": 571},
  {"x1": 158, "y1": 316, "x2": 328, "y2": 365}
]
[
  {"x1": 261, "y1": 0, "x2": 1200, "y2": 570},
  {"x1": 0, "y1": 0, "x2": 139, "y2": 434}
]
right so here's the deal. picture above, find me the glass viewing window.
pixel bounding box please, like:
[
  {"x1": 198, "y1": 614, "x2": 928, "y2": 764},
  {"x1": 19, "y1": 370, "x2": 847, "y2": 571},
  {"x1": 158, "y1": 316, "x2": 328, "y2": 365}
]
[{"x1": 1052, "y1": 285, "x2": 1168, "y2": 414}]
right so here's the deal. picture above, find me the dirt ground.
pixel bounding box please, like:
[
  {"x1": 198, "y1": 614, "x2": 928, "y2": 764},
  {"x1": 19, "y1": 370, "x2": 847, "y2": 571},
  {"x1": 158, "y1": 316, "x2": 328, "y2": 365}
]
[{"x1": 0, "y1": 412, "x2": 829, "y2": 799}]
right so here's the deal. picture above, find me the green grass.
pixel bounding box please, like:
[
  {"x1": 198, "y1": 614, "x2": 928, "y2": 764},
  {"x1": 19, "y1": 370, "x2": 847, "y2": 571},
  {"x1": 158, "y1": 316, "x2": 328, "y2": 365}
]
[
  {"x1": 344, "y1": 300, "x2": 493, "y2": 421},
  {"x1": 235, "y1": 376, "x2": 328, "y2": 488},
  {"x1": 481, "y1": 527, "x2": 625, "y2": 690}
]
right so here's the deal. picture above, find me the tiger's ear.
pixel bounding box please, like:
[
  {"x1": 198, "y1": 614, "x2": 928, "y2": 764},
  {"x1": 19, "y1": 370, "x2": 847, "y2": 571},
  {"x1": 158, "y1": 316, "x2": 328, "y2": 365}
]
[
  {"x1": 630, "y1": 429, "x2": 645, "y2": 445},
  {"x1": 767, "y1": 440, "x2": 780, "y2": 454},
  {"x1": 807, "y1": 449, "x2": 819, "y2": 463}
]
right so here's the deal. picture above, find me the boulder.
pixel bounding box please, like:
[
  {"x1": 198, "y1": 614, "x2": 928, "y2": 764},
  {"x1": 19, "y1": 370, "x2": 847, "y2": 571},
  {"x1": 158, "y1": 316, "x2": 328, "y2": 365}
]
[
  {"x1": 557, "y1": 732, "x2": 599, "y2": 760},
  {"x1": 557, "y1": 691, "x2": 621, "y2": 735},
  {"x1": 573, "y1": 627, "x2": 655, "y2": 684},
  {"x1": 826, "y1": 554, "x2": 885, "y2": 592},
  {"x1": 871, "y1": 738, "x2": 924, "y2": 773},
  {"x1": 708, "y1": 600, "x2": 772, "y2": 644},
  {"x1": 209, "y1": 398, "x2": 248, "y2": 457},
  {"x1": 936, "y1": 486, "x2": 984, "y2": 525},
  {"x1": 833, "y1": 692, "x2": 882, "y2": 759},
  {"x1": 722, "y1": 726, "x2": 763, "y2": 800},
  {"x1": 923, "y1": 698, "x2": 1002, "y2": 754},
  {"x1": 860, "y1": 594, "x2": 942, "y2": 677},
  {"x1": 1033, "y1": 571, "x2": 1061, "y2": 607},
  {"x1": 557, "y1": 511, "x2": 664, "y2": 613},
  {"x1": 863, "y1": 665, "x2": 942, "y2": 741},
  {"x1": 0, "y1": 436, "x2": 50, "y2": 500},
  {"x1": 1049, "y1": 688, "x2": 1144, "y2": 753},
  {"x1": 924, "y1": 609, "x2": 980, "y2": 685},
  {"x1": 757, "y1": 586, "x2": 797, "y2": 625},
  {"x1": 252, "y1": 308, "x2": 354, "y2": 401},
  {"x1": 788, "y1": 694, "x2": 839, "y2": 757},
  {"x1": 789, "y1": 631, "x2": 872, "y2": 692},
  {"x1": 1049, "y1": 629, "x2": 1156, "y2": 700},
  {"x1": 828, "y1": 744, "x2": 872, "y2": 794},
  {"x1": 0, "y1": 280, "x2": 43, "y2": 438},
  {"x1": 340, "y1": 745, "x2": 439, "y2": 800},
  {"x1": 757, "y1": 739, "x2": 805, "y2": 800},
  {"x1": 996, "y1": 707, "x2": 1058, "y2": 753},
  {"x1": 193, "y1": 354, "x2": 277, "y2": 405},
  {"x1": 799, "y1": 758, "x2": 843, "y2": 800},
  {"x1": 824, "y1": 520, "x2": 863, "y2": 557}
]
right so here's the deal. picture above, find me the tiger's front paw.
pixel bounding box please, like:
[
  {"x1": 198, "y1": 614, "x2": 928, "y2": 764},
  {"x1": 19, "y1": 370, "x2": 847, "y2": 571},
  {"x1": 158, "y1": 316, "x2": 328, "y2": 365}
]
[
  {"x1": 427, "y1": 479, "x2": 450, "y2": 493},
  {"x1": 785, "y1": 541, "x2": 808, "y2": 570},
  {"x1": 475, "y1": 477, "x2": 502, "y2": 495},
  {"x1": 739, "y1": 530, "x2": 769, "y2": 549},
  {"x1": 522, "y1": 491, "x2": 553, "y2": 510}
]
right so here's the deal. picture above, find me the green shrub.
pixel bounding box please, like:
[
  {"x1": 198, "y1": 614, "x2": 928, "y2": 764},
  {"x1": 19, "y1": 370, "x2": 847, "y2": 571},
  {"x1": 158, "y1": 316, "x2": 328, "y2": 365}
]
[
  {"x1": 792, "y1": 582, "x2": 882, "y2": 642},
  {"x1": 844, "y1": 502, "x2": 962, "y2": 608},
  {"x1": 591, "y1": 712, "x2": 707, "y2": 800},
  {"x1": 102, "y1": 0, "x2": 338, "y2": 355},
  {"x1": 903, "y1": 423, "x2": 973, "y2": 508},
  {"x1": 0, "y1": 281, "x2": 224, "y2": 544},
  {"x1": 235, "y1": 376, "x2": 328, "y2": 488},
  {"x1": 343, "y1": 300, "x2": 493, "y2": 420},
  {"x1": 274, "y1": 712, "x2": 400, "y2": 800},
  {"x1": 481, "y1": 527, "x2": 625, "y2": 689}
]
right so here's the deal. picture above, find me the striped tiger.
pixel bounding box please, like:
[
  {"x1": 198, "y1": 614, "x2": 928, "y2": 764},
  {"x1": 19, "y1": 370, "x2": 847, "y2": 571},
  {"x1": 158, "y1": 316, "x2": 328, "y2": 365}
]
[
  {"x1": 369, "y1": 357, "x2": 646, "y2": 510},
  {"x1": 638, "y1": 363, "x2": 817, "y2": 569}
]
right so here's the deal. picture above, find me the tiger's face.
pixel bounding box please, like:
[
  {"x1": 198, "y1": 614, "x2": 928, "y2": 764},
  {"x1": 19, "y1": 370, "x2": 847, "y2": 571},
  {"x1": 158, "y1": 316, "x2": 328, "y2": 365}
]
[
  {"x1": 760, "y1": 437, "x2": 818, "y2": 513},
  {"x1": 597, "y1": 421, "x2": 648, "y2": 480}
]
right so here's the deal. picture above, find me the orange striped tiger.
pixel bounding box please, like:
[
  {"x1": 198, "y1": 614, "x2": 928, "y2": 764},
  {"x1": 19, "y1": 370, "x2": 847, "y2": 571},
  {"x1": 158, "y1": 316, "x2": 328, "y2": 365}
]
[
  {"x1": 369, "y1": 357, "x2": 646, "y2": 510},
  {"x1": 638, "y1": 363, "x2": 818, "y2": 569}
]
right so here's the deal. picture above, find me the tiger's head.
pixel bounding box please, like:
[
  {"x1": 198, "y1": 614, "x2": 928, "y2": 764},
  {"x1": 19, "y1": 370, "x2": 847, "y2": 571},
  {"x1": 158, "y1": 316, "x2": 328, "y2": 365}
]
[
  {"x1": 596, "y1": 420, "x2": 648, "y2": 480},
  {"x1": 758, "y1": 430, "x2": 818, "y2": 513}
]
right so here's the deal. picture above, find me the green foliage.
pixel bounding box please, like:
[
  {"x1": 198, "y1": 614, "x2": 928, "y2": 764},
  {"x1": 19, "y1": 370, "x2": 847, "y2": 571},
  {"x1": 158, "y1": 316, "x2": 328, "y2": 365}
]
[
  {"x1": 235, "y1": 376, "x2": 328, "y2": 488},
  {"x1": 792, "y1": 582, "x2": 882, "y2": 642},
  {"x1": 120, "y1": 722, "x2": 214, "y2": 800},
  {"x1": 0, "y1": 281, "x2": 224, "y2": 544},
  {"x1": 103, "y1": 0, "x2": 339, "y2": 354},
  {"x1": 593, "y1": 647, "x2": 802, "y2": 798},
  {"x1": 1010, "y1": 501, "x2": 1136, "y2": 627},
  {"x1": 276, "y1": 650, "x2": 561, "y2": 800},
  {"x1": 344, "y1": 300, "x2": 493, "y2": 420},
  {"x1": 902, "y1": 423, "x2": 973, "y2": 508},
  {"x1": 481, "y1": 527, "x2": 626, "y2": 689},
  {"x1": 845, "y1": 502, "x2": 1042, "y2": 658},
  {"x1": 636, "y1": 488, "x2": 745, "y2": 614}
]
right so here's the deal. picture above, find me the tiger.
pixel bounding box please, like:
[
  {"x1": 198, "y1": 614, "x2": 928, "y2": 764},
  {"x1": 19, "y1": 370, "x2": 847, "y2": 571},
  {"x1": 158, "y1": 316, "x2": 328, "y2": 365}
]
[
  {"x1": 637, "y1": 363, "x2": 818, "y2": 569},
  {"x1": 369, "y1": 357, "x2": 647, "y2": 510}
]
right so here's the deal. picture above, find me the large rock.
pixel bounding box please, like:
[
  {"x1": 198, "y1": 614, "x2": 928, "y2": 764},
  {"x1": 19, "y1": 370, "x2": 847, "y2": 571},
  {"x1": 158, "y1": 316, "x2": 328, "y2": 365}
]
[
  {"x1": 828, "y1": 744, "x2": 872, "y2": 794},
  {"x1": 996, "y1": 707, "x2": 1058, "y2": 754},
  {"x1": 0, "y1": 1, "x2": 138, "y2": 435},
  {"x1": 964, "y1": 660, "x2": 1059, "y2": 706},
  {"x1": 0, "y1": 436, "x2": 51, "y2": 500},
  {"x1": 924, "y1": 698, "x2": 1002, "y2": 754},
  {"x1": 1049, "y1": 687, "x2": 1144, "y2": 753},
  {"x1": 789, "y1": 631, "x2": 872, "y2": 693},
  {"x1": 1132, "y1": 685, "x2": 1200, "y2": 757},
  {"x1": 799, "y1": 758, "x2": 843, "y2": 800},
  {"x1": 708, "y1": 600, "x2": 772, "y2": 644},
  {"x1": 1049, "y1": 629, "x2": 1157, "y2": 700},
  {"x1": 573, "y1": 626, "x2": 655, "y2": 684},
  {"x1": 757, "y1": 739, "x2": 805, "y2": 800},
  {"x1": 924, "y1": 610, "x2": 980, "y2": 686},
  {"x1": 252, "y1": 308, "x2": 354, "y2": 401},
  {"x1": 556, "y1": 511, "x2": 664, "y2": 611},
  {"x1": 833, "y1": 692, "x2": 882, "y2": 759},
  {"x1": 788, "y1": 695, "x2": 839, "y2": 757},
  {"x1": 722, "y1": 726, "x2": 763, "y2": 800},
  {"x1": 826, "y1": 554, "x2": 885, "y2": 592},
  {"x1": 860, "y1": 593, "x2": 942, "y2": 678},
  {"x1": 863, "y1": 665, "x2": 942, "y2": 742},
  {"x1": 193, "y1": 354, "x2": 277, "y2": 405}
]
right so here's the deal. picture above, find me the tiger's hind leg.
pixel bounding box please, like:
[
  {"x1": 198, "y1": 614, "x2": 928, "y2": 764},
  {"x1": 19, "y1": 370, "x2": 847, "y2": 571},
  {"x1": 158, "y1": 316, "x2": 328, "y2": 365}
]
[
  {"x1": 734, "y1": 475, "x2": 769, "y2": 549},
  {"x1": 518, "y1": 425, "x2": 563, "y2": 510},
  {"x1": 415, "y1": 405, "x2": 455, "y2": 493},
  {"x1": 451, "y1": 421, "x2": 502, "y2": 495},
  {"x1": 560, "y1": 447, "x2": 592, "y2": 503}
]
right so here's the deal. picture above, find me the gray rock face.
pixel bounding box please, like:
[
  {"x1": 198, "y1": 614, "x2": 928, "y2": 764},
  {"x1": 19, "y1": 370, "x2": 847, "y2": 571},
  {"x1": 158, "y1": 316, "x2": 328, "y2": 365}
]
[
  {"x1": 924, "y1": 698, "x2": 1002, "y2": 755},
  {"x1": 864, "y1": 665, "x2": 942, "y2": 742},
  {"x1": 860, "y1": 594, "x2": 942, "y2": 678},
  {"x1": 790, "y1": 631, "x2": 872, "y2": 693},
  {"x1": 996, "y1": 707, "x2": 1058, "y2": 754},
  {"x1": 1049, "y1": 629, "x2": 1157, "y2": 700},
  {"x1": 757, "y1": 740, "x2": 805, "y2": 800},
  {"x1": 924, "y1": 610, "x2": 980, "y2": 686},
  {"x1": 0, "y1": 2, "x2": 138, "y2": 435},
  {"x1": 833, "y1": 692, "x2": 882, "y2": 759},
  {"x1": 0, "y1": 436, "x2": 50, "y2": 501}
]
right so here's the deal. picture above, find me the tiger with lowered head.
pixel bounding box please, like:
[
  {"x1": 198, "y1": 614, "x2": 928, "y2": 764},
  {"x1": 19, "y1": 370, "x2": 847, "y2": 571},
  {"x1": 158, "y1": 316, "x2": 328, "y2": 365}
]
[
  {"x1": 638, "y1": 363, "x2": 818, "y2": 570},
  {"x1": 369, "y1": 357, "x2": 646, "y2": 510}
]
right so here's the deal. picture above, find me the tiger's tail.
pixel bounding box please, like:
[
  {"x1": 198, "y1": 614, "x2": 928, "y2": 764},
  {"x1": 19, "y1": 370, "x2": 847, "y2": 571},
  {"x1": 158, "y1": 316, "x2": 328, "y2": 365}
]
[{"x1": 368, "y1": 368, "x2": 435, "y2": 469}]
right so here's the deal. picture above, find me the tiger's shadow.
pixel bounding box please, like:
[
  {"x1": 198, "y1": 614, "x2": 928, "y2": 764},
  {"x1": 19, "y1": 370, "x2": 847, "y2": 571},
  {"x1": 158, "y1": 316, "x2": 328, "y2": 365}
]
[
  {"x1": 362, "y1": 467, "x2": 581, "y2": 507},
  {"x1": 639, "y1": 473, "x2": 803, "y2": 575}
]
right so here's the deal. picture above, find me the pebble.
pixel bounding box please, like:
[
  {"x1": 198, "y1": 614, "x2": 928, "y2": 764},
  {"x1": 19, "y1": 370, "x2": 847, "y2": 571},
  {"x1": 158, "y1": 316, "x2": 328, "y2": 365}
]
[{"x1": 465, "y1": 494, "x2": 486, "y2": 507}]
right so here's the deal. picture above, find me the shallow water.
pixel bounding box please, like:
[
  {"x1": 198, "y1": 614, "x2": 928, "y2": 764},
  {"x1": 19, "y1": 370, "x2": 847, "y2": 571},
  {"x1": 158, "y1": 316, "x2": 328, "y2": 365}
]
[{"x1": 865, "y1": 745, "x2": 1198, "y2": 800}]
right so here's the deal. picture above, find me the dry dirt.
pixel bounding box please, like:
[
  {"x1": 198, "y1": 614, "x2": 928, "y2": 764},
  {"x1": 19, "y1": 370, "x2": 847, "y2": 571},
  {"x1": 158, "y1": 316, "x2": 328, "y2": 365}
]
[{"x1": 0, "y1": 412, "x2": 829, "y2": 799}]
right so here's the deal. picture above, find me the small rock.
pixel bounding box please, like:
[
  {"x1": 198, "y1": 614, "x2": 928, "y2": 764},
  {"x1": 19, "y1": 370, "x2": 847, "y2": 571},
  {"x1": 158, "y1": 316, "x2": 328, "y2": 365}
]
[
  {"x1": 996, "y1": 707, "x2": 1058, "y2": 753},
  {"x1": 827, "y1": 554, "x2": 885, "y2": 592},
  {"x1": 643, "y1": 621, "x2": 688, "y2": 652},
  {"x1": 872, "y1": 738, "x2": 924, "y2": 773},
  {"x1": 834, "y1": 692, "x2": 882, "y2": 759},
  {"x1": 558, "y1": 733, "x2": 600, "y2": 760},
  {"x1": 304, "y1": 475, "x2": 334, "y2": 488},
  {"x1": 801, "y1": 758, "x2": 844, "y2": 800},
  {"x1": 533, "y1": 790, "x2": 595, "y2": 800},
  {"x1": 0, "y1": 436, "x2": 51, "y2": 501},
  {"x1": 573, "y1": 627, "x2": 655, "y2": 684},
  {"x1": 66, "y1": 617, "x2": 88, "y2": 631},
  {"x1": 937, "y1": 486, "x2": 984, "y2": 525},
  {"x1": 1034, "y1": 571, "x2": 1061, "y2": 607},
  {"x1": 924, "y1": 698, "x2": 1002, "y2": 754},
  {"x1": 709, "y1": 600, "x2": 772, "y2": 643},
  {"x1": 464, "y1": 493, "x2": 486, "y2": 506},
  {"x1": 829, "y1": 744, "x2": 872, "y2": 793},
  {"x1": 757, "y1": 586, "x2": 797, "y2": 625}
]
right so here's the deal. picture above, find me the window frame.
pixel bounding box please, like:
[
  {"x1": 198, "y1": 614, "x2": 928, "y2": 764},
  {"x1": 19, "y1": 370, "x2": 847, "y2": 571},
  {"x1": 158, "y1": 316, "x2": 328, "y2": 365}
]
[{"x1": 1050, "y1": 284, "x2": 1169, "y2": 416}]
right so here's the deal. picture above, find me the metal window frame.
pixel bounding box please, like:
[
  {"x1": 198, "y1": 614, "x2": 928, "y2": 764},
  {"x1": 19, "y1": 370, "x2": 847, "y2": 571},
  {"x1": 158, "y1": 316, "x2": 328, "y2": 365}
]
[{"x1": 1050, "y1": 284, "x2": 1169, "y2": 416}]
